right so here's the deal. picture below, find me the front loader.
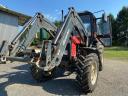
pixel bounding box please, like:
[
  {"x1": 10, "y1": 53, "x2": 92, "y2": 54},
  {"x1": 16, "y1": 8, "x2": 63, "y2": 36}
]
[
  {"x1": 0, "y1": 12, "x2": 57, "y2": 63},
  {"x1": 30, "y1": 8, "x2": 112, "y2": 93},
  {"x1": 0, "y1": 7, "x2": 112, "y2": 93}
]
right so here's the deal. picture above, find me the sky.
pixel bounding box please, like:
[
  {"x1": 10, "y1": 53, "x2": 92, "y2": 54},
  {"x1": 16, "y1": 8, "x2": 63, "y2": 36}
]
[{"x1": 0, "y1": 0, "x2": 128, "y2": 21}]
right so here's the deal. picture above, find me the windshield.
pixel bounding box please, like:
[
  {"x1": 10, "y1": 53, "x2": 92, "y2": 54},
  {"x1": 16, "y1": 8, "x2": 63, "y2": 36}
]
[{"x1": 80, "y1": 15, "x2": 91, "y2": 36}]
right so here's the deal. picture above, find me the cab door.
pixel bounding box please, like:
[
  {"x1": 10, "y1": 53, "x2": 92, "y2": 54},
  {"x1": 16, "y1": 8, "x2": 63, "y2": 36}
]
[{"x1": 96, "y1": 16, "x2": 112, "y2": 47}]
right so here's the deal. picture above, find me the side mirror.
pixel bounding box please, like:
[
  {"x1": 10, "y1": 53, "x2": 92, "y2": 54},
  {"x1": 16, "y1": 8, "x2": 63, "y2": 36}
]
[{"x1": 102, "y1": 13, "x2": 107, "y2": 22}]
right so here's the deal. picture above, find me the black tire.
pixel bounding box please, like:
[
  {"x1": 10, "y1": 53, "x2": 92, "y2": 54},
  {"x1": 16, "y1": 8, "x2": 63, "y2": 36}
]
[
  {"x1": 30, "y1": 64, "x2": 55, "y2": 82},
  {"x1": 96, "y1": 42, "x2": 104, "y2": 71},
  {"x1": 76, "y1": 53, "x2": 99, "y2": 93},
  {"x1": 99, "y1": 53, "x2": 103, "y2": 71}
]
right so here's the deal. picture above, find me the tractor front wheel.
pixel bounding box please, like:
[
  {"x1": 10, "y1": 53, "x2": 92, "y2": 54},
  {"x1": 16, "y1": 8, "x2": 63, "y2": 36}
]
[
  {"x1": 76, "y1": 53, "x2": 99, "y2": 93},
  {"x1": 30, "y1": 64, "x2": 55, "y2": 82}
]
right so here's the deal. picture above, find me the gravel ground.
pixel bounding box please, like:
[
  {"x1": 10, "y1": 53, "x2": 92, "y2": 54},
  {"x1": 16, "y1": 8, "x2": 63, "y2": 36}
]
[{"x1": 0, "y1": 59, "x2": 128, "y2": 96}]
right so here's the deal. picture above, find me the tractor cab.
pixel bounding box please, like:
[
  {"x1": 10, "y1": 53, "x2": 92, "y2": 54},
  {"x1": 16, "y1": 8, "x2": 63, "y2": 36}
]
[{"x1": 78, "y1": 11, "x2": 112, "y2": 46}]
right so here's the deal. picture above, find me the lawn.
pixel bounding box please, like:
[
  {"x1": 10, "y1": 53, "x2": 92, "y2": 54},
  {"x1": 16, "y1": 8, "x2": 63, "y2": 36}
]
[{"x1": 104, "y1": 47, "x2": 128, "y2": 59}]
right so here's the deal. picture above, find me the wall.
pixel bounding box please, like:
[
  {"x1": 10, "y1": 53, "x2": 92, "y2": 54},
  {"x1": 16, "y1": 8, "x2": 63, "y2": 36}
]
[{"x1": 0, "y1": 11, "x2": 18, "y2": 46}]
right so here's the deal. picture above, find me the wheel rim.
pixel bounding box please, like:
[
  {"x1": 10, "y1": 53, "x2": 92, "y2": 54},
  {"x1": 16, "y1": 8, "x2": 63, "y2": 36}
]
[{"x1": 90, "y1": 62, "x2": 97, "y2": 85}]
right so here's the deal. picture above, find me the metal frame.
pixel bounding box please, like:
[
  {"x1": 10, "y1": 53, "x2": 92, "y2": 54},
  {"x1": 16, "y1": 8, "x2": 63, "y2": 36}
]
[{"x1": 0, "y1": 12, "x2": 57, "y2": 63}]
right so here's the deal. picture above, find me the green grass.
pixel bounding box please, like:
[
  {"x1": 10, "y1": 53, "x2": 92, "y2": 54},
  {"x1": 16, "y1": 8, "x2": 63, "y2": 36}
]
[{"x1": 104, "y1": 47, "x2": 128, "y2": 59}]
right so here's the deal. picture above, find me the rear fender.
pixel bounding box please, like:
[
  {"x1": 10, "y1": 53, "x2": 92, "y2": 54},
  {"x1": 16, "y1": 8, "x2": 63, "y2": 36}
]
[{"x1": 81, "y1": 47, "x2": 103, "y2": 71}]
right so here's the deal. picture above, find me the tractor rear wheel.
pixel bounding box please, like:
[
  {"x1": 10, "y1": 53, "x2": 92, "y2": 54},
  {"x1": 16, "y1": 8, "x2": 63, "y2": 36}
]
[{"x1": 76, "y1": 53, "x2": 99, "y2": 93}]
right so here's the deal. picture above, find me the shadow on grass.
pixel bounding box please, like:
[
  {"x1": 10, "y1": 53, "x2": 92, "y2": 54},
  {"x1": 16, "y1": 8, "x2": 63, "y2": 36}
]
[{"x1": 0, "y1": 64, "x2": 83, "y2": 96}]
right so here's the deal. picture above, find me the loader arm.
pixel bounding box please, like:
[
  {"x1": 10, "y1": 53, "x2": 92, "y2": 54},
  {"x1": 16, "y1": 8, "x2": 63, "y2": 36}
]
[
  {"x1": 40, "y1": 8, "x2": 88, "y2": 71},
  {"x1": 9, "y1": 13, "x2": 57, "y2": 56}
]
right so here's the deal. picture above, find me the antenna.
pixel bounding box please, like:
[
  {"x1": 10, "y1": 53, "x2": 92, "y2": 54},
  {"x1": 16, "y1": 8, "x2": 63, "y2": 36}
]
[{"x1": 61, "y1": 10, "x2": 64, "y2": 23}]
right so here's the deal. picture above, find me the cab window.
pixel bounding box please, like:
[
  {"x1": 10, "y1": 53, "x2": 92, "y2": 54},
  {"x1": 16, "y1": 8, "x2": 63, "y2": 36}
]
[{"x1": 80, "y1": 15, "x2": 91, "y2": 36}]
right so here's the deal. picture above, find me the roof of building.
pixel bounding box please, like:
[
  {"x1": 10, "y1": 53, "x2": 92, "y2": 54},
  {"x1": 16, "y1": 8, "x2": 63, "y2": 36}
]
[{"x1": 0, "y1": 6, "x2": 31, "y2": 26}]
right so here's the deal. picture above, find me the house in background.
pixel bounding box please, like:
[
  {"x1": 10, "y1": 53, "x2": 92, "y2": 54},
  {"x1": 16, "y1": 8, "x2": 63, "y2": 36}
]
[{"x1": 0, "y1": 6, "x2": 31, "y2": 48}]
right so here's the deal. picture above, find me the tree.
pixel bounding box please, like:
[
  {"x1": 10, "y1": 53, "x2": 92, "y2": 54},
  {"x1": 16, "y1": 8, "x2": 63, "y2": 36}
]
[
  {"x1": 108, "y1": 14, "x2": 118, "y2": 45},
  {"x1": 117, "y1": 7, "x2": 128, "y2": 32},
  {"x1": 54, "y1": 20, "x2": 61, "y2": 28},
  {"x1": 116, "y1": 6, "x2": 128, "y2": 46}
]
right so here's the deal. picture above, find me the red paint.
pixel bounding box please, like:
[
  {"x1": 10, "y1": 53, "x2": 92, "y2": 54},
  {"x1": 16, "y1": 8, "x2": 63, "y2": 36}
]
[{"x1": 71, "y1": 36, "x2": 81, "y2": 58}]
